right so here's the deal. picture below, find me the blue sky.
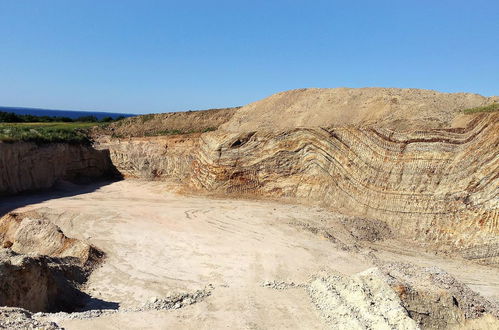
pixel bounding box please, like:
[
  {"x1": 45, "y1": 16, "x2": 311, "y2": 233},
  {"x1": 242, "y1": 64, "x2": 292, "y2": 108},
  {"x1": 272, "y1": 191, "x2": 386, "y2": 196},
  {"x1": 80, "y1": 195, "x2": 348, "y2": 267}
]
[{"x1": 0, "y1": 1, "x2": 498, "y2": 114}]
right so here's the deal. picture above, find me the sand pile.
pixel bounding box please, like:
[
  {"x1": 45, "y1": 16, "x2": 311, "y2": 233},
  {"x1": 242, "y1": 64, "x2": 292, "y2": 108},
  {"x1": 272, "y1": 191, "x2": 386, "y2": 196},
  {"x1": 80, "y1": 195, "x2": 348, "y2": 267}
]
[{"x1": 220, "y1": 88, "x2": 497, "y2": 132}]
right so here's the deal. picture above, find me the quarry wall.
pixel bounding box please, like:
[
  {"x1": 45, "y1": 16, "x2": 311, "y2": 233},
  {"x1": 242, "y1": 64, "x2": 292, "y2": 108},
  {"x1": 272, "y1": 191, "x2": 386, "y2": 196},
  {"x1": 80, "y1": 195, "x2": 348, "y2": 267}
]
[
  {"x1": 0, "y1": 142, "x2": 117, "y2": 195},
  {"x1": 96, "y1": 112, "x2": 499, "y2": 263}
]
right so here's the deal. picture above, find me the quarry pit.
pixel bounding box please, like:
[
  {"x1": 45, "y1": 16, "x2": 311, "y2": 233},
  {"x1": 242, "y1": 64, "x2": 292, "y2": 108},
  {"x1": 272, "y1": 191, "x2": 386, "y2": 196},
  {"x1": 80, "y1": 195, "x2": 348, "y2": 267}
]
[{"x1": 1, "y1": 88, "x2": 498, "y2": 329}]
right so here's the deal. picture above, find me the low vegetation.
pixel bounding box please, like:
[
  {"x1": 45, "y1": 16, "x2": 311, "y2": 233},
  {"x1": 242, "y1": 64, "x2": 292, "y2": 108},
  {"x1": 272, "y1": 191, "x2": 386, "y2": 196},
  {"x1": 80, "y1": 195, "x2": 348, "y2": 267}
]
[
  {"x1": 0, "y1": 122, "x2": 104, "y2": 144},
  {"x1": 0, "y1": 110, "x2": 129, "y2": 144},
  {"x1": 462, "y1": 103, "x2": 499, "y2": 114}
]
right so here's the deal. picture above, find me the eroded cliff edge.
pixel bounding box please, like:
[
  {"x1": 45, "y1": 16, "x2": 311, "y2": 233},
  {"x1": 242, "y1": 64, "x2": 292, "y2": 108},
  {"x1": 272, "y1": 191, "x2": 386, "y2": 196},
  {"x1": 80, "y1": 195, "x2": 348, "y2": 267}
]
[{"x1": 95, "y1": 88, "x2": 499, "y2": 265}]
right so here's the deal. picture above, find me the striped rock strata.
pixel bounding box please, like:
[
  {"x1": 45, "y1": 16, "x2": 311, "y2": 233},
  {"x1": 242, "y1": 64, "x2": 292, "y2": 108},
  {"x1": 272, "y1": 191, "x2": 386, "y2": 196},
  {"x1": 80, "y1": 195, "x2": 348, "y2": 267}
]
[{"x1": 96, "y1": 111, "x2": 498, "y2": 263}]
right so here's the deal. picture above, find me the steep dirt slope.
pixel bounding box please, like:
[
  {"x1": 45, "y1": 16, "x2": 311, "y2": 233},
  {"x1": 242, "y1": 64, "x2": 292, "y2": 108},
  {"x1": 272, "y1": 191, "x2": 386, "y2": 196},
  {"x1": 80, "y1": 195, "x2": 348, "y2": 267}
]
[
  {"x1": 97, "y1": 107, "x2": 238, "y2": 138},
  {"x1": 221, "y1": 88, "x2": 497, "y2": 132}
]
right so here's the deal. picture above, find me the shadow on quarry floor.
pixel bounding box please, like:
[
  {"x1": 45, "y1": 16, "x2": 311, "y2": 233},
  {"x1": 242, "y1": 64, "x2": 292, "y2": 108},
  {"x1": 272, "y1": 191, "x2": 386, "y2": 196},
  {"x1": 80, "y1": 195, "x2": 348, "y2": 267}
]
[
  {"x1": 0, "y1": 180, "x2": 120, "y2": 217},
  {"x1": 79, "y1": 296, "x2": 120, "y2": 312},
  {"x1": 43, "y1": 287, "x2": 121, "y2": 314}
]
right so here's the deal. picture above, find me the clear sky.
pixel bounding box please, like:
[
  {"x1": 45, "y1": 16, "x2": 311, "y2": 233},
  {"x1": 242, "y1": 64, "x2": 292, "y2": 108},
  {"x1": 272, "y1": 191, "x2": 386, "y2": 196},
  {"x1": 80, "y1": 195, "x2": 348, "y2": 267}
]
[{"x1": 0, "y1": 1, "x2": 498, "y2": 114}]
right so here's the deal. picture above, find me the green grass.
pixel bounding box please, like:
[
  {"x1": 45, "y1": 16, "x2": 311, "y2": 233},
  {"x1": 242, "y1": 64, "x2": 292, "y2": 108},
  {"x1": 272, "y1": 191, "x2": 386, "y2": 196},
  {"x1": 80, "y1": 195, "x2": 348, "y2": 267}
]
[
  {"x1": 0, "y1": 122, "x2": 104, "y2": 144},
  {"x1": 462, "y1": 103, "x2": 499, "y2": 114}
]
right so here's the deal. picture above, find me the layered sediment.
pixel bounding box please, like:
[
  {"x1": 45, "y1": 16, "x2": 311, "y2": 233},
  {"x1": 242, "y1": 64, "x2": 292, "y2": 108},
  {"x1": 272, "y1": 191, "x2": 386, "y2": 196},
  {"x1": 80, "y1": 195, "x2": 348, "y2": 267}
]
[
  {"x1": 0, "y1": 210, "x2": 103, "y2": 267},
  {"x1": 95, "y1": 89, "x2": 499, "y2": 264},
  {"x1": 0, "y1": 249, "x2": 89, "y2": 313},
  {"x1": 0, "y1": 142, "x2": 117, "y2": 195},
  {"x1": 0, "y1": 211, "x2": 104, "y2": 314},
  {"x1": 1, "y1": 87, "x2": 497, "y2": 328}
]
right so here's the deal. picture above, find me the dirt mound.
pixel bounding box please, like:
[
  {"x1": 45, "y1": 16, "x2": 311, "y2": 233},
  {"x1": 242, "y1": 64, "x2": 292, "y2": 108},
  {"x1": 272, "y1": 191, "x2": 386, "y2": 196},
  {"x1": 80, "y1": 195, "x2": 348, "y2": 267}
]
[
  {"x1": 308, "y1": 268, "x2": 418, "y2": 329},
  {"x1": 0, "y1": 211, "x2": 103, "y2": 267},
  {"x1": 380, "y1": 262, "x2": 499, "y2": 329},
  {"x1": 340, "y1": 217, "x2": 392, "y2": 242},
  {"x1": 96, "y1": 107, "x2": 239, "y2": 138},
  {"x1": 0, "y1": 249, "x2": 90, "y2": 313},
  {"x1": 309, "y1": 264, "x2": 499, "y2": 329},
  {"x1": 220, "y1": 88, "x2": 497, "y2": 132}
]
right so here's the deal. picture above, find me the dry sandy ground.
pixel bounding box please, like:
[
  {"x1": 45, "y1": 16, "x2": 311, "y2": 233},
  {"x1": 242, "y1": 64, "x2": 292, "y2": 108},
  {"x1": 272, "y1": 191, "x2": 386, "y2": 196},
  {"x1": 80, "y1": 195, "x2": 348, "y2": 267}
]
[{"x1": 4, "y1": 180, "x2": 498, "y2": 329}]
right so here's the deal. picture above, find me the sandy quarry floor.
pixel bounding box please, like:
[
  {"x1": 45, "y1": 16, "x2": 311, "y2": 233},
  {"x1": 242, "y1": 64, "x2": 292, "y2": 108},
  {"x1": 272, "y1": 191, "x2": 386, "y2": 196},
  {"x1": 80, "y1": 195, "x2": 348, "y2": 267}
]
[{"x1": 4, "y1": 180, "x2": 498, "y2": 329}]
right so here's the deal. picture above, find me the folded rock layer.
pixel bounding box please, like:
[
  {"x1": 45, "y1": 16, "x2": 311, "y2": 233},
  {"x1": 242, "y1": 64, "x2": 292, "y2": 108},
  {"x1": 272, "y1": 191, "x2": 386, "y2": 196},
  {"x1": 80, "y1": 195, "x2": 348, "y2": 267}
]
[{"x1": 97, "y1": 105, "x2": 498, "y2": 264}]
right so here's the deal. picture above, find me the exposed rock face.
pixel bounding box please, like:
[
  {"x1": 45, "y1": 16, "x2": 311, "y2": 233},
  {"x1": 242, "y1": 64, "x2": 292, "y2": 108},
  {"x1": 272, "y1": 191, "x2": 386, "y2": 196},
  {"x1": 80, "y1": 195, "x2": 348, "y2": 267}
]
[
  {"x1": 0, "y1": 142, "x2": 118, "y2": 195},
  {"x1": 0, "y1": 210, "x2": 103, "y2": 267},
  {"x1": 0, "y1": 211, "x2": 103, "y2": 313},
  {"x1": 96, "y1": 111, "x2": 499, "y2": 263},
  {"x1": 0, "y1": 249, "x2": 88, "y2": 313},
  {"x1": 95, "y1": 134, "x2": 200, "y2": 180}
]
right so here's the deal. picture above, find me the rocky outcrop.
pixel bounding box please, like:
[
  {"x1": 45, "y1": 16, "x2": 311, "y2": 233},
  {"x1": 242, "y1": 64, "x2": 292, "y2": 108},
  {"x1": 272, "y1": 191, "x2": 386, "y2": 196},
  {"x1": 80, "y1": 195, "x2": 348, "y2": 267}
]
[
  {"x1": 0, "y1": 211, "x2": 104, "y2": 313},
  {"x1": 96, "y1": 111, "x2": 499, "y2": 263},
  {"x1": 95, "y1": 134, "x2": 199, "y2": 180},
  {"x1": 0, "y1": 210, "x2": 103, "y2": 267},
  {"x1": 0, "y1": 142, "x2": 118, "y2": 195},
  {"x1": 0, "y1": 249, "x2": 89, "y2": 313}
]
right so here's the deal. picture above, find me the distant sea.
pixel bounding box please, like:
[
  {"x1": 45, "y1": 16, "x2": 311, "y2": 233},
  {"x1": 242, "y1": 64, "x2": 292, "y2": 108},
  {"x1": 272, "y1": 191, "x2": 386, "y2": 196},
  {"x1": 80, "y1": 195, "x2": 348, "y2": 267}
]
[{"x1": 0, "y1": 106, "x2": 136, "y2": 120}]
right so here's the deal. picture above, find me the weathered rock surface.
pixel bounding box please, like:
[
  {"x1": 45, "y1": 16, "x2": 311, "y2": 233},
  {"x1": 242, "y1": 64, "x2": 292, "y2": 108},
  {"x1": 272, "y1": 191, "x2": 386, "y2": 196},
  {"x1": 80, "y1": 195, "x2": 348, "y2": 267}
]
[
  {"x1": 308, "y1": 268, "x2": 419, "y2": 329},
  {"x1": 0, "y1": 141, "x2": 118, "y2": 195},
  {"x1": 308, "y1": 265, "x2": 499, "y2": 329},
  {"x1": 0, "y1": 210, "x2": 103, "y2": 267},
  {"x1": 96, "y1": 111, "x2": 499, "y2": 263},
  {"x1": 0, "y1": 210, "x2": 104, "y2": 314},
  {"x1": 0, "y1": 249, "x2": 89, "y2": 313},
  {"x1": 95, "y1": 134, "x2": 200, "y2": 180},
  {"x1": 379, "y1": 263, "x2": 499, "y2": 329}
]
